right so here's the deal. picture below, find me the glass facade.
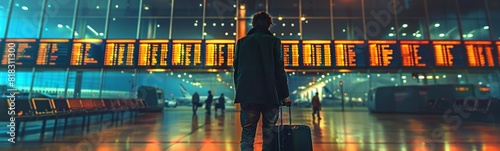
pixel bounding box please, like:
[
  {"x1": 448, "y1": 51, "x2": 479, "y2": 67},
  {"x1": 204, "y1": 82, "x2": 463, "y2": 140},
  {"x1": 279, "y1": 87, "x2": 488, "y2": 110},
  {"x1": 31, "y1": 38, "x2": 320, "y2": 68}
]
[
  {"x1": 0, "y1": 0, "x2": 497, "y2": 40},
  {"x1": 0, "y1": 0, "x2": 499, "y2": 107}
]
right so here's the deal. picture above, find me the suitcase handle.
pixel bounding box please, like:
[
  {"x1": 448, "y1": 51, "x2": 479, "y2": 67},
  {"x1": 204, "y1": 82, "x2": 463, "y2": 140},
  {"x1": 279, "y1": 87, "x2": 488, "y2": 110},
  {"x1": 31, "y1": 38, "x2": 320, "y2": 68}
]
[{"x1": 278, "y1": 101, "x2": 291, "y2": 151}]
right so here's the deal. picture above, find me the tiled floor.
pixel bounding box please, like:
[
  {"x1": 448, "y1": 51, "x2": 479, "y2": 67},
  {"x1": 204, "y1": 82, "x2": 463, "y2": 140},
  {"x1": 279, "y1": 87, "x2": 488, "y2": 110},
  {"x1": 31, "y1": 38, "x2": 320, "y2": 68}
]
[{"x1": 1, "y1": 106, "x2": 500, "y2": 151}]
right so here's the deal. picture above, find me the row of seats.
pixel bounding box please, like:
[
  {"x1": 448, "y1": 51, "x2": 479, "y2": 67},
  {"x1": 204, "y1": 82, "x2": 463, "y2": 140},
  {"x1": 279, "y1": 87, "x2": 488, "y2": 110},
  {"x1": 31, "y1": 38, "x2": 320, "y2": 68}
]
[{"x1": 0, "y1": 98, "x2": 147, "y2": 143}]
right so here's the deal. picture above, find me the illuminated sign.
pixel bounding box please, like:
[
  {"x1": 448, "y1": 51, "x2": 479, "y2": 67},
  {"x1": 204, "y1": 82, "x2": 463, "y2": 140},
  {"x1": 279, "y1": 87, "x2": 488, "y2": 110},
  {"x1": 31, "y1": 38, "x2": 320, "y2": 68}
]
[
  {"x1": 138, "y1": 40, "x2": 169, "y2": 66},
  {"x1": 464, "y1": 41, "x2": 495, "y2": 67},
  {"x1": 172, "y1": 40, "x2": 202, "y2": 66},
  {"x1": 433, "y1": 41, "x2": 465, "y2": 67},
  {"x1": 71, "y1": 39, "x2": 104, "y2": 66},
  {"x1": 104, "y1": 40, "x2": 135, "y2": 66},
  {"x1": 1, "y1": 39, "x2": 38, "y2": 66},
  {"x1": 400, "y1": 41, "x2": 432, "y2": 67},
  {"x1": 369, "y1": 40, "x2": 397, "y2": 67},
  {"x1": 282, "y1": 40, "x2": 300, "y2": 67},
  {"x1": 334, "y1": 40, "x2": 366, "y2": 67},
  {"x1": 37, "y1": 39, "x2": 71, "y2": 66},
  {"x1": 205, "y1": 40, "x2": 234, "y2": 67},
  {"x1": 302, "y1": 40, "x2": 332, "y2": 67},
  {"x1": 497, "y1": 41, "x2": 500, "y2": 66}
]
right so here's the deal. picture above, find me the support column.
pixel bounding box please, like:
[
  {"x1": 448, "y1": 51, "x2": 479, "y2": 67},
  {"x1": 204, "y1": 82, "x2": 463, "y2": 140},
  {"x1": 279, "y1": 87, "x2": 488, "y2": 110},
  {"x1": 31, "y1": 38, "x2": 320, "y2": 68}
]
[
  {"x1": 28, "y1": 67, "x2": 36, "y2": 99},
  {"x1": 74, "y1": 71, "x2": 83, "y2": 98}
]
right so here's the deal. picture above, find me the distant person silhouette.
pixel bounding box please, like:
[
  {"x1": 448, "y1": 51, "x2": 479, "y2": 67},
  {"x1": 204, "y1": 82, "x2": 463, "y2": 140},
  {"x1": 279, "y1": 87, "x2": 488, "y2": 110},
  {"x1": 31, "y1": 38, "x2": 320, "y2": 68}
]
[
  {"x1": 192, "y1": 91, "x2": 200, "y2": 114},
  {"x1": 205, "y1": 90, "x2": 213, "y2": 114},
  {"x1": 312, "y1": 92, "x2": 321, "y2": 120},
  {"x1": 233, "y1": 11, "x2": 291, "y2": 151},
  {"x1": 215, "y1": 93, "x2": 226, "y2": 113}
]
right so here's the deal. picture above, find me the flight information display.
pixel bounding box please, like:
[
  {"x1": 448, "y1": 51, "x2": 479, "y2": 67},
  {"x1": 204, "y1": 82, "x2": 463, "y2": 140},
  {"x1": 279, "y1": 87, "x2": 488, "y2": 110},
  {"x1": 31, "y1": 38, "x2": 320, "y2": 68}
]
[
  {"x1": 37, "y1": 39, "x2": 72, "y2": 66},
  {"x1": 138, "y1": 40, "x2": 169, "y2": 66},
  {"x1": 334, "y1": 40, "x2": 367, "y2": 67},
  {"x1": 433, "y1": 41, "x2": 466, "y2": 67},
  {"x1": 1, "y1": 39, "x2": 38, "y2": 66},
  {"x1": 71, "y1": 39, "x2": 104, "y2": 66},
  {"x1": 302, "y1": 40, "x2": 332, "y2": 67},
  {"x1": 400, "y1": 41, "x2": 433, "y2": 67},
  {"x1": 171, "y1": 40, "x2": 202, "y2": 66},
  {"x1": 104, "y1": 40, "x2": 135, "y2": 66},
  {"x1": 282, "y1": 40, "x2": 300, "y2": 67},
  {"x1": 464, "y1": 41, "x2": 495, "y2": 67},
  {"x1": 205, "y1": 40, "x2": 234, "y2": 67},
  {"x1": 369, "y1": 40, "x2": 398, "y2": 67},
  {"x1": 497, "y1": 41, "x2": 500, "y2": 66}
]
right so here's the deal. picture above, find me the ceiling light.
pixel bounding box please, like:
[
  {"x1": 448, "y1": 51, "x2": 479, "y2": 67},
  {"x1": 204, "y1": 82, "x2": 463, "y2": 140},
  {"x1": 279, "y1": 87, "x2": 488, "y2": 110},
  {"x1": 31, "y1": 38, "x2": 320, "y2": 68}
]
[
  {"x1": 434, "y1": 23, "x2": 440, "y2": 27},
  {"x1": 21, "y1": 6, "x2": 28, "y2": 10}
]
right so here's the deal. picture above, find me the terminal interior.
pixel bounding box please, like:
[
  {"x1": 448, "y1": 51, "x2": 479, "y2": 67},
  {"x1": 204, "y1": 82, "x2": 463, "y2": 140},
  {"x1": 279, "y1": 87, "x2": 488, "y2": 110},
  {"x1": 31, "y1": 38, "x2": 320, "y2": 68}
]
[{"x1": 1, "y1": 0, "x2": 500, "y2": 150}]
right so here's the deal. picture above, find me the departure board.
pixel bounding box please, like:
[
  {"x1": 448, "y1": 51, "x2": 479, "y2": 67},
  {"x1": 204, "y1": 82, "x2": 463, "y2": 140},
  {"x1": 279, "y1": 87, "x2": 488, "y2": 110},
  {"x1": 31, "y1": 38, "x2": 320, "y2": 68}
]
[
  {"x1": 282, "y1": 40, "x2": 300, "y2": 67},
  {"x1": 497, "y1": 41, "x2": 500, "y2": 67},
  {"x1": 400, "y1": 41, "x2": 433, "y2": 67},
  {"x1": 433, "y1": 41, "x2": 466, "y2": 67},
  {"x1": 171, "y1": 40, "x2": 202, "y2": 66},
  {"x1": 37, "y1": 39, "x2": 72, "y2": 66},
  {"x1": 205, "y1": 40, "x2": 234, "y2": 67},
  {"x1": 1, "y1": 39, "x2": 38, "y2": 66},
  {"x1": 464, "y1": 41, "x2": 495, "y2": 67},
  {"x1": 71, "y1": 39, "x2": 104, "y2": 66},
  {"x1": 334, "y1": 40, "x2": 367, "y2": 67},
  {"x1": 369, "y1": 40, "x2": 398, "y2": 67},
  {"x1": 138, "y1": 40, "x2": 169, "y2": 66},
  {"x1": 104, "y1": 40, "x2": 135, "y2": 66},
  {"x1": 302, "y1": 40, "x2": 332, "y2": 67}
]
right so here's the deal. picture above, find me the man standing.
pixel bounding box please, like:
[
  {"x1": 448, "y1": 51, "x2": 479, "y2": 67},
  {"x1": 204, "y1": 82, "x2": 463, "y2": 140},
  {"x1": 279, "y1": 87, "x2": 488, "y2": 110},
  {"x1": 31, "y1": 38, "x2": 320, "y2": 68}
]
[
  {"x1": 205, "y1": 90, "x2": 213, "y2": 114},
  {"x1": 192, "y1": 91, "x2": 200, "y2": 114},
  {"x1": 311, "y1": 92, "x2": 321, "y2": 120},
  {"x1": 233, "y1": 11, "x2": 291, "y2": 151}
]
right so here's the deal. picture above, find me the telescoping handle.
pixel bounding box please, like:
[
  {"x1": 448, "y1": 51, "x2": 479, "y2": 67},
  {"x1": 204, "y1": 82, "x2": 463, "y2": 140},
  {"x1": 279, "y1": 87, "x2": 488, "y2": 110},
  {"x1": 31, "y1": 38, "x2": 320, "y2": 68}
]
[{"x1": 279, "y1": 101, "x2": 292, "y2": 126}]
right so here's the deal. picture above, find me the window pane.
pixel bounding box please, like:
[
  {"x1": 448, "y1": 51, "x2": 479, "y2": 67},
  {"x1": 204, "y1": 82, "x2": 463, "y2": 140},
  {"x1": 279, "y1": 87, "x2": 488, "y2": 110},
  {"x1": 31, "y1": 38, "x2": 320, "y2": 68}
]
[
  {"x1": 397, "y1": 0, "x2": 426, "y2": 18},
  {"x1": 101, "y1": 70, "x2": 134, "y2": 98},
  {"x1": 332, "y1": 0, "x2": 363, "y2": 17},
  {"x1": 108, "y1": 0, "x2": 140, "y2": 38},
  {"x1": 239, "y1": 0, "x2": 266, "y2": 17},
  {"x1": 204, "y1": 18, "x2": 236, "y2": 39},
  {"x1": 429, "y1": 19, "x2": 460, "y2": 40},
  {"x1": 74, "y1": 0, "x2": 109, "y2": 38},
  {"x1": 172, "y1": 18, "x2": 202, "y2": 39},
  {"x1": 41, "y1": 0, "x2": 76, "y2": 38},
  {"x1": 206, "y1": 0, "x2": 236, "y2": 17},
  {"x1": 0, "y1": 0, "x2": 11, "y2": 38},
  {"x1": 461, "y1": 19, "x2": 490, "y2": 40},
  {"x1": 333, "y1": 19, "x2": 364, "y2": 40},
  {"x1": 8, "y1": 0, "x2": 44, "y2": 38},
  {"x1": 458, "y1": 0, "x2": 489, "y2": 40},
  {"x1": 302, "y1": 0, "x2": 330, "y2": 17},
  {"x1": 269, "y1": 0, "x2": 299, "y2": 17},
  {"x1": 140, "y1": 0, "x2": 171, "y2": 39},
  {"x1": 488, "y1": 0, "x2": 500, "y2": 40},
  {"x1": 396, "y1": 0, "x2": 428, "y2": 40},
  {"x1": 371, "y1": 72, "x2": 401, "y2": 88},
  {"x1": 32, "y1": 70, "x2": 66, "y2": 98},
  {"x1": 140, "y1": 18, "x2": 170, "y2": 39},
  {"x1": 364, "y1": 0, "x2": 396, "y2": 40},
  {"x1": 173, "y1": 0, "x2": 203, "y2": 17},
  {"x1": 270, "y1": 19, "x2": 300, "y2": 40},
  {"x1": 397, "y1": 19, "x2": 428, "y2": 40},
  {"x1": 427, "y1": 0, "x2": 458, "y2": 19},
  {"x1": 302, "y1": 19, "x2": 330, "y2": 40},
  {"x1": 458, "y1": 0, "x2": 487, "y2": 19}
]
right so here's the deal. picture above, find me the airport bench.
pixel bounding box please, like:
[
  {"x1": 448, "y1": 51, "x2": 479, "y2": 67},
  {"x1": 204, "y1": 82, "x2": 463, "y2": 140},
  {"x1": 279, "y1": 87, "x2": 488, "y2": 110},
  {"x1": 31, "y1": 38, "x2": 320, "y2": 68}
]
[{"x1": 1, "y1": 98, "x2": 145, "y2": 143}]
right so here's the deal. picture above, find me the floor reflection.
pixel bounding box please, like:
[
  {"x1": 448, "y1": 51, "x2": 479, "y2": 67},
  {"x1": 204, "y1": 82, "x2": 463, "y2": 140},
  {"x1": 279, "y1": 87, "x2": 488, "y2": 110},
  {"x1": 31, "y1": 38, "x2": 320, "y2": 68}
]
[{"x1": 1, "y1": 107, "x2": 500, "y2": 151}]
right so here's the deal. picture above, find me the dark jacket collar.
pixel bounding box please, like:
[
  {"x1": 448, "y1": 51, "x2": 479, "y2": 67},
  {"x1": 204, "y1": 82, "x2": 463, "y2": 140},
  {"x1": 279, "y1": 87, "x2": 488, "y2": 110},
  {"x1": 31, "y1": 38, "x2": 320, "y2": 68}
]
[{"x1": 247, "y1": 27, "x2": 273, "y2": 36}]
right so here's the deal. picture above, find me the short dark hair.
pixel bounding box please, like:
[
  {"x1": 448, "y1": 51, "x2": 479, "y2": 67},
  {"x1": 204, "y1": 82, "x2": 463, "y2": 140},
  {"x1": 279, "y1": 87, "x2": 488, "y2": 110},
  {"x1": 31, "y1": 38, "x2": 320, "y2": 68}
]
[{"x1": 252, "y1": 11, "x2": 273, "y2": 29}]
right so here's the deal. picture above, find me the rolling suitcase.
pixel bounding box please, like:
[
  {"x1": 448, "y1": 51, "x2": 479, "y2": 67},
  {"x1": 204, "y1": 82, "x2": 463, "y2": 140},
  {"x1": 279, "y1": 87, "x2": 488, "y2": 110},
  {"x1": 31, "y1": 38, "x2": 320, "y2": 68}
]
[{"x1": 274, "y1": 105, "x2": 313, "y2": 151}]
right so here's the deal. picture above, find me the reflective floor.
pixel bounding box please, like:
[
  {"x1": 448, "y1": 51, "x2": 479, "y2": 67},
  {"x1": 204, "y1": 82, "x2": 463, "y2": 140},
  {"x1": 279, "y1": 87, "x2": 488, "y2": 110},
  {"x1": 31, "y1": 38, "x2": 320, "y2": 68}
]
[{"x1": 1, "y1": 107, "x2": 500, "y2": 151}]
